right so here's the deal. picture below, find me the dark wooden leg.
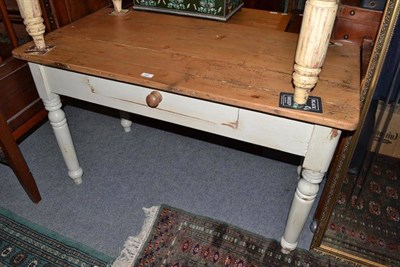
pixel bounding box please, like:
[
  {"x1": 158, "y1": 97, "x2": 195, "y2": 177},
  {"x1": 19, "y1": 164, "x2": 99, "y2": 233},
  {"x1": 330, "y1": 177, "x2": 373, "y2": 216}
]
[{"x1": 0, "y1": 113, "x2": 41, "y2": 203}]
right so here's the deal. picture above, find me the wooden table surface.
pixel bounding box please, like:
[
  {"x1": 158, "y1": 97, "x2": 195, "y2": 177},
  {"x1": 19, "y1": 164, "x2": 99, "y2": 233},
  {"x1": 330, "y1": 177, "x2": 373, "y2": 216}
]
[{"x1": 13, "y1": 7, "x2": 360, "y2": 130}]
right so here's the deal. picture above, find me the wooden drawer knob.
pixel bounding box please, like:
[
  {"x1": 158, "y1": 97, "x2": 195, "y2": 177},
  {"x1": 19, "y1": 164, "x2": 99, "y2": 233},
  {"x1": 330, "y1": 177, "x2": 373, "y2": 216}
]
[{"x1": 146, "y1": 91, "x2": 162, "y2": 108}]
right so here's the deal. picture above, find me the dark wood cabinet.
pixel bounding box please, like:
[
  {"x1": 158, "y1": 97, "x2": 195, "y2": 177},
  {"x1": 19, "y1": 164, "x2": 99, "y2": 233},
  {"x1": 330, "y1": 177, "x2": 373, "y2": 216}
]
[
  {"x1": 243, "y1": 0, "x2": 284, "y2": 12},
  {"x1": 41, "y1": 0, "x2": 111, "y2": 31}
]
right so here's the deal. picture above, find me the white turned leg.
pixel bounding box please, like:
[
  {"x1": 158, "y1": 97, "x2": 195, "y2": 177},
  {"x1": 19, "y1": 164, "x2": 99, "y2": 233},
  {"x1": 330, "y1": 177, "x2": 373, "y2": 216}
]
[
  {"x1": 121, "y1": 119, "x2": 132, "y2": 132},
  {"x1": 16, "y1": 0, "x2": 46, "y2": 50},
  {"x1": 280, "y1": 125, "x2": 341, "y2": 253},
  {"x1": 110, "y1": 0, "x2": 128, "y2": 15},
  {"x1": 43, "y1": 95, "x2": 83, "y2": 184},
  {"x1": 281, "y1": 169, "x2": 324, "y2": 253},
  {"x1": 292, "y1": 0, "x2": 339, "y2": 104},
  {"x1": 112, "y1": 0, "x2": 122, "y2": 12},
  {"x1": 120, "y1": 111, "x2": 132, "y2": 132}
]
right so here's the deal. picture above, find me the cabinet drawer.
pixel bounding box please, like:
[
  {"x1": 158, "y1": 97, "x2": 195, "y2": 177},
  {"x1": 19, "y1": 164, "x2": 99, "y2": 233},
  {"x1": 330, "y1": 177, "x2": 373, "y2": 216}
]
[
  {"x1": 43, "y1": 66, "x2": 239, "y2": 133},
  {"x1": 331, "y1": 5, "x2": 382, "y2": 45},
  {"x1": 87, "y1": 75, "x2": 239, "y2": 126}
]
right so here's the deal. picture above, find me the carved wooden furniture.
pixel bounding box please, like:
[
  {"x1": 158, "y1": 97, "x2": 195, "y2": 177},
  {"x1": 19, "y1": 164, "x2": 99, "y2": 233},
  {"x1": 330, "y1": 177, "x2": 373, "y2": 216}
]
[
  {"x1": 332, "y1": 4, "x2": 382, "y2": 44},
  {"x1": 332, "y1": 4, "x2": 383, "y2": 78},
  {"x1": 13, "y1": 0, "x2": 360, "y2": 252}
]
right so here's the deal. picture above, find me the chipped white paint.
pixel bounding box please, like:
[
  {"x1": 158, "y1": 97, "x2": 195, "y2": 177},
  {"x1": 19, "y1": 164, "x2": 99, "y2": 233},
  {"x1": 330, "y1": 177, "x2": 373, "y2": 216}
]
[
  {"x1": 281, "y1": 125, "x2": 341, "y2": 252},
  {"x1": 29, "y1": 64, "x2": 83, "y2": 184},
  {"x1": 16, "y1": 0, "x2": 46, "y2": 49},
  {"x1": 303, "y1": 125, "x2": 341, "y2": 172}
]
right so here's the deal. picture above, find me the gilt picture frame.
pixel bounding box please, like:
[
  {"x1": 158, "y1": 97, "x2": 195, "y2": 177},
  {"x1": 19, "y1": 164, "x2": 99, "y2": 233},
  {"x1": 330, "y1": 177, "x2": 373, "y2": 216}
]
[{"x1": 310, "y1": 0, "x2": 400, "y2": 266}]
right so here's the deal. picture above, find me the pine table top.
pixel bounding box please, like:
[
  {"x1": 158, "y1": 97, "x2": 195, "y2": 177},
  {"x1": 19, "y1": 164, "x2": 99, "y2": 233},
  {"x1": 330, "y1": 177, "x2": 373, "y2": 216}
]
[{"x1": 13, "y1": 7, "x2": 360, "y2": 130}]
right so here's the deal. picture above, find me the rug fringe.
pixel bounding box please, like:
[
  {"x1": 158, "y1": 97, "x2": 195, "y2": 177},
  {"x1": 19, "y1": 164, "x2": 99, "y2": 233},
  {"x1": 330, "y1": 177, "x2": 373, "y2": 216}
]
[{"x1": 112, "y1": 206, "x2": 160, "y2": 267}]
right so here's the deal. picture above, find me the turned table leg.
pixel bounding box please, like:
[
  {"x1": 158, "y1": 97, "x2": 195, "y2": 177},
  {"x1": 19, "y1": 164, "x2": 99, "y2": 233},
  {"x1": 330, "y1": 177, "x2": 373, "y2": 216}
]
[
  {"x1": 292, "y1": 0, "x2": 339, "y2": 104},
  {"x1": 111, "y1": 0, "x2": 129, "y2": 15},
  {"x1": 120, "y1": 111, "x2": 132, "y2": 133},
  {"x1": 15, "y1": 0, "x2": 46, "y2": 50},
  {"x1": 29, "y1": 63, "x2": 83, "y2": 184},
  {"x1": 43, "y1": 95, "x2": 83, "y2": 184},
  {"x1": 112, "y1": 0, "x2": 122, "y2": 13},
  {"x1": 281, "y1": 169, "x2": 325, "y2": 253},
  {"x1": 281, "y1": 125, "x2": 341, "y2": 253}
]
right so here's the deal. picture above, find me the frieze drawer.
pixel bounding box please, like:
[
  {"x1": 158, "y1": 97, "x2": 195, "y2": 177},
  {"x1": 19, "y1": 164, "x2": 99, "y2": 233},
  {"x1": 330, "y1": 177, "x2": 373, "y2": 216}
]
[
  {"x1": 34, "y1": 64, "x2": 314, "y2": 157},
  {"x1": 40, "y1": 66, "x2": 239, "y2": 134}
]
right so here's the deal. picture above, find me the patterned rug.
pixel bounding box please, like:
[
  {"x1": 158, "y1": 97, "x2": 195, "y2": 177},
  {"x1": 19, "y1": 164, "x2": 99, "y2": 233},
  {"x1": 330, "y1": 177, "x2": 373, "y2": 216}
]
[
  {"x1": 0, "y1": 207, "x2": 114, "y2": 267},
  {"x1": 113, "y1": 205, "x2": 351, "y2": 267},
  {"x1": 322, "y1": 155, "x2": 400, "y2": 266}
]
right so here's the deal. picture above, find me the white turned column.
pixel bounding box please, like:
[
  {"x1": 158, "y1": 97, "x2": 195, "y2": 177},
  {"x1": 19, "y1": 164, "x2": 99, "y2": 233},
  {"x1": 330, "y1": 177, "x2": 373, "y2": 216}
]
[
  {"x1": 292, "y1": 0, "x2": 339, "y2": 104},
  {"x1": 121, "y1": 118, "x2": 132, "y2": 132},
  {"x1": 16, "y1": 0, "x2": 46, "y2": 50},
  {"x1": 120, "y1": 111, "x2": 132, "y2": 132},
  {"x1": 281, "y1": 125, "x2": 341, "y2": 253},
  {"x1": 112, "y1": 0, "x2": 122, "y2": 12},
  {"x1": 43, "y1": 95, "x2": 83, "y2": 184},
  {"x1": 281, "y1": 169, "x2": 323, "y2": 253}
]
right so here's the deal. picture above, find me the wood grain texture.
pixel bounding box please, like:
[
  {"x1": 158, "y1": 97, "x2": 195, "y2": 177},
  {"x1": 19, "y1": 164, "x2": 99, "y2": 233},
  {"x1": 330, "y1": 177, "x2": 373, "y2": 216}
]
[
  {"x1": 229, "y1": 8, "x2": 291, "y2": 31},
  {"x1": 13, "y1": 7, "x2": 360, "y2": 130}
]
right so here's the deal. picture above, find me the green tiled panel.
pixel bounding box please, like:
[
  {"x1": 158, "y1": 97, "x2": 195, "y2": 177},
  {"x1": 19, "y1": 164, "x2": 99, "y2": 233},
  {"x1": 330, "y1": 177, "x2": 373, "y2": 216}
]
[{"x1": 133, "y1": 0, "x2": 244, "y2": 21}]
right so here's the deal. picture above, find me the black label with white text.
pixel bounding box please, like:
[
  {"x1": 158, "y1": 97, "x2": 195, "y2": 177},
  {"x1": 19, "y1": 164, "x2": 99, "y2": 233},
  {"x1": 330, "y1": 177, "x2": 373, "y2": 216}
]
[{"x1": 279, "y1": 93, "x2": 323, "y2": 113}]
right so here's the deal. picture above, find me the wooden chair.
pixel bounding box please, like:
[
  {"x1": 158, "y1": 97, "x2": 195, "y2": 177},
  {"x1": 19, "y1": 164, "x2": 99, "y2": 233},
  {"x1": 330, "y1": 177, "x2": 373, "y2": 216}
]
[
  {"x1": 0, "y1": 0, "x2": 46, "y2": 203},
  {"x1": 0, "y1": 56, "x2": 47, "y2": 204},
  {"x1": 0, "y1": 113, "x2": 41, "y2": 203}
]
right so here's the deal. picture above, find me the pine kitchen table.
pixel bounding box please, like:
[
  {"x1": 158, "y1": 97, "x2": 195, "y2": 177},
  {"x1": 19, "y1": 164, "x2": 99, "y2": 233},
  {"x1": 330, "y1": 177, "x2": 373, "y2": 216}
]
[{"x1": 13, "y1": 4, "x2": 360, "y2": 253}]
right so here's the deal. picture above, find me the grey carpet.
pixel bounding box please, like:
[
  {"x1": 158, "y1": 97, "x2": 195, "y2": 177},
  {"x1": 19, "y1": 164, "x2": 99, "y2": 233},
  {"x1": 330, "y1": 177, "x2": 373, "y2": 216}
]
[{"x1": 0, "y1": 101, "x2": 320, "y2": 258}]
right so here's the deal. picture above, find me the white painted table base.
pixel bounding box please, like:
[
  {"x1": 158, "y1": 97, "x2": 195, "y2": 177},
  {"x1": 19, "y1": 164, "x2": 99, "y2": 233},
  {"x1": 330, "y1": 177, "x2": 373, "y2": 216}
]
[{"x1": 29, "y1": 63, "x2": 341, "y2": 253}]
